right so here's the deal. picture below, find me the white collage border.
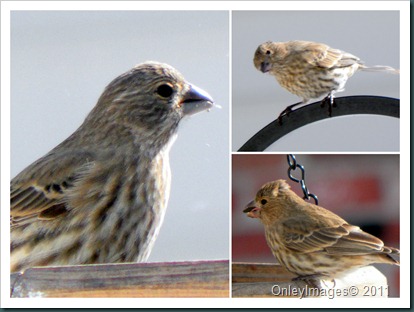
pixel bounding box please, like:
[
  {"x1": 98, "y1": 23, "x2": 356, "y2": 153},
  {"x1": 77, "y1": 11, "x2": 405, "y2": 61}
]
[{"x1": 1, "y1": 1, "x2": 410, "y2": 308}]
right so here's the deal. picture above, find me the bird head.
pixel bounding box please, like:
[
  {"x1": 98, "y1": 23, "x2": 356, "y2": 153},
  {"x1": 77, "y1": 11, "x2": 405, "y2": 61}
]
[
  {"x1": 84, "y1": 61, "x2": 214, "y2": 151},
  {"x1": 243, "y1": 179, "x2": 291, "y2": 221},
  {"x1": 253, "y1": 42, "x2": 273, "y2": 73},
  {"x1": 253, "y1": 41, "x2": 288, "y2": 73}
]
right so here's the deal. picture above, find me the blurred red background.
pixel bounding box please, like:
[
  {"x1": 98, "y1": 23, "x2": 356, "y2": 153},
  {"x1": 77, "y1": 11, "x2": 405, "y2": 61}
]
[{"x1": 232, "y1": 154, "x2": 400, "y2": 297}]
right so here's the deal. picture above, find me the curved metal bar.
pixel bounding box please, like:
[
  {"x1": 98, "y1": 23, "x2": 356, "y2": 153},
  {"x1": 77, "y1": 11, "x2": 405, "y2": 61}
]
[{"x1": 238, "y1": 95, "x2": 400, "y2": 152}]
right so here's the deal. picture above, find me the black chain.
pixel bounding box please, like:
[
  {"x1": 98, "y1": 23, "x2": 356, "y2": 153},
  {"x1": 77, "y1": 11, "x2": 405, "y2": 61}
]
[{"x1": 286, "y1": 154, "x2": 318, "y2": 205}]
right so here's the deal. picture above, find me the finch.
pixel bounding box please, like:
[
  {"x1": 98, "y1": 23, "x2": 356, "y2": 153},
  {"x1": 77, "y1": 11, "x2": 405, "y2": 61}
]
[
  {"x1": 253, "y1": 40, "x2": 399, "y2": 117},
  {"x1": 11, "y1": 61, "x2": 214, "y2": 272},
  {"x1": 243, "y1": 179, "x2": 399, "y2": 280}
]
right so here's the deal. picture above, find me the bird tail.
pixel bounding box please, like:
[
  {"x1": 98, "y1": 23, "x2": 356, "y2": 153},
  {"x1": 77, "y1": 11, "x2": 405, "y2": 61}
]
[
  {"x1": 360, "y1": 65, "x2": 400, "y2": 74},
  {"x1": 383, "y1": 254, "x2": 400, "y2": 266}
]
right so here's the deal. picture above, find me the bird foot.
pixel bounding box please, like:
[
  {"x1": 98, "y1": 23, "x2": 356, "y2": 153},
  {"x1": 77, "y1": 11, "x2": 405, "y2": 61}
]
[
  {"x1": 292, "y1": 274, "x2": 329, "y2": 289},
  {"x1": 277, "y1": 101, "x2": 303, "y2": 125},
  {"x1": 291, "y1": 275, "x2": 336, "y2": 297},
  {"x1": 277, "y1": 107, "x2": 292, "y2": 125}
]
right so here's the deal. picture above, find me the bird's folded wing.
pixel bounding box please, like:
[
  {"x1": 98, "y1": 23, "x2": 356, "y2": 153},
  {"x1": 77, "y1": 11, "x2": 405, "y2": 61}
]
[
  {"x1": 335, "y1": 51, "x2": 363, "y2": 68},
  {"x1": 282, "y1": 218, "x2": 385, "y2": 255},
  {"x1": 11, "y1": 150, "x2": 95, "y2": 226},
  {"x1": 324, "y1": 224, "x2": 385, "y2": 255},
  {"x1": 301, "y1": 43, "x2": 359, "y2": 69},
  {"x1": 299, "y1": 42, "x2": 339, "y2": 68}
]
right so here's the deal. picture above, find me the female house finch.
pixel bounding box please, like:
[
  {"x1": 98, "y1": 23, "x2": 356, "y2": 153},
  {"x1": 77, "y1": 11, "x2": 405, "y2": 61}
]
[
  {"x1": 11, "y1": 61, "x2": 214, "y2": 272},
  {"x1": 253, "y1": 40, "x2": 399, "y2": 118},
  {"x1": 243, "y1": 179, "x2": 399, "y2": 281}
]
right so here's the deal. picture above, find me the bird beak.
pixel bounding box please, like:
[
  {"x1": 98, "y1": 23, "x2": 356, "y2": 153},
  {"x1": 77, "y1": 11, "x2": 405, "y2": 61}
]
[
  {"x1": 260, "y1": 61, "x2": 271, "y2": 73},
  {"x1": 181, "y1": 84, "x2": 214, "y2": 116},
  {"x1": 243, "y1": 200, "x2": 261, "y2": 218}
]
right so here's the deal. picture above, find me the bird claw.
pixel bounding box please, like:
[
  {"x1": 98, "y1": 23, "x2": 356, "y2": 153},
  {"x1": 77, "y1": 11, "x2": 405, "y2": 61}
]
[
  {"x1": 277, "y1": 101, "x2": 303, "y2": 125},
  {"x1": 277, "y1": 107, "x2": 292, "y2": 125},
  {"x1": 292, "y1": 274, "x2": 326, "y2": 289}
]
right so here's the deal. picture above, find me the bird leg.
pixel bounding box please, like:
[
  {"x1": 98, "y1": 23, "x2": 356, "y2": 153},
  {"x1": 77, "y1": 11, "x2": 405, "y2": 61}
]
[
  {"x1": 277, "y1": 101, "x2": 304, "y2": 125},
  {"x1": 320, "y1": 93, "x2": 337, "y2": 117}
]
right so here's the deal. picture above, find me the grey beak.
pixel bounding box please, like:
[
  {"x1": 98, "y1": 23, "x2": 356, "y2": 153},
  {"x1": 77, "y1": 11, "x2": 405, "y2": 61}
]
[
  {"x1": 243, "y1": 200, "x2": 256, "y2": 213},
  {"x1": 260, "y1": 61, "x2": 271, "y2": 73},
  {"x1": 182, "y1": 84, "x2": 214, "y2": 116}
]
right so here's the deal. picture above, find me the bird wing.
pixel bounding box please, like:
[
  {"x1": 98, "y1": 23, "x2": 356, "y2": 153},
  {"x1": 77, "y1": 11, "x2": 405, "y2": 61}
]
[
  {"x1": 299, "y1": 42, "x2": 360, "y2": 69},
  {"x1": 11, "y1": 150, "x2": 96, "y2": 227},
  {"x1": 281, "y1": 217, "x2": 385, "y2": 255},
  {"x1": 324, "y1": 224, "x2": 386, "y2": 255}
]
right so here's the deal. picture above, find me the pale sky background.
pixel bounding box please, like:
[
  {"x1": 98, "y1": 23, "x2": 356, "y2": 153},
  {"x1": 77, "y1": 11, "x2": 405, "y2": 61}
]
[
  {"x1": 232, "y1": 11, "x2": 400, "y2": 151},
  {"x1": 10, "y1": 11, "x2": 229, "y2": 262}
]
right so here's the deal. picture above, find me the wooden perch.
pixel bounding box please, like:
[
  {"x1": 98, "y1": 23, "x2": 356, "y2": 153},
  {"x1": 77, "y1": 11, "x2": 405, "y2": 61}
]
[
  {"x1": 232, "y1": 262, "x2": 388, "y2": 298},
  {"x1": 10, "y1": 260, "x2": 229, "y2": 298}
]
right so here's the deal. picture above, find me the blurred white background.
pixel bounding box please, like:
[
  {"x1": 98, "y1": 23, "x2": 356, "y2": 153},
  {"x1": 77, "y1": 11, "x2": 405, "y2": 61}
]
[
  {"x1": 232, "y1": 11, "x2": 400, "y2": 151},
  {"x1": 10, "y1": 10, "x2": 229, "y2": 262}
]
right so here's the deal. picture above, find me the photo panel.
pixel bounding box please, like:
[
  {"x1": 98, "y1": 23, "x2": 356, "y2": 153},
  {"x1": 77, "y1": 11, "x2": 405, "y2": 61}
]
[
  {"x1": 232, "y1": 154, "x2": 400, "y2": 298},
  {"x1": 232, "y1": 11, "x2": 400, "y2": 152},
  {"x1": 8, "y1": 9, "x2": 229, "y2": 299}
]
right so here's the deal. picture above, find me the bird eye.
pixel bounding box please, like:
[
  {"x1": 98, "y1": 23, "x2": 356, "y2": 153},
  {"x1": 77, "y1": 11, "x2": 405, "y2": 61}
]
[
  {"x1": 156, "y1": 84, "x2": 174, "y2": 98},
  {"x1": 261, "y1": 199, "x2": 267, "y2": 205},
  {"x1": 265, "y1": 50, "x2": 271, "y2": 55}
]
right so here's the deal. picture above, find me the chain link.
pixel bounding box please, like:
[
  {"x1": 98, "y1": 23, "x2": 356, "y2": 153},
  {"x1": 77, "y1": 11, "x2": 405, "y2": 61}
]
[{"x1": 286, "y1": 154, "x2": 318, "y2": 205}]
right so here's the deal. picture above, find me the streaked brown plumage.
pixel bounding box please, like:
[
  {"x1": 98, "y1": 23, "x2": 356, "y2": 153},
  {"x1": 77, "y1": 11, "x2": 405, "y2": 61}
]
[
  {"x1": 253, "y1": 40, "x2": 399, "y2": 117},
  {"x1": 243, "y1": 179, "x2": 399, "y2": 279},
  {"x1": 11, "y1": 61, "x2": 214, "y2": 272}
]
